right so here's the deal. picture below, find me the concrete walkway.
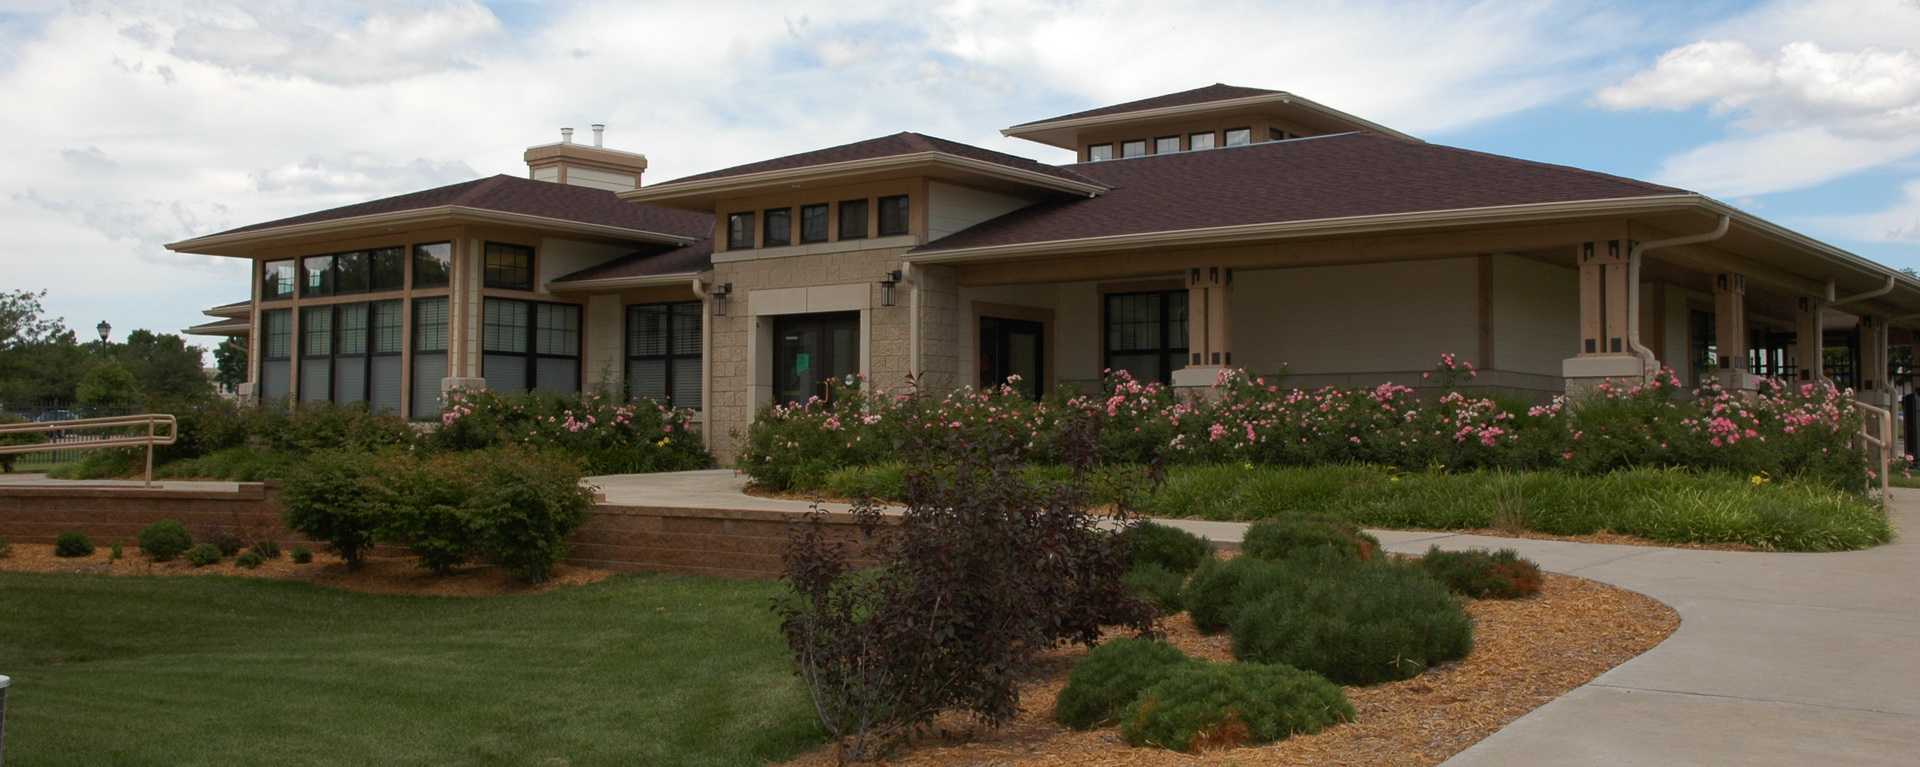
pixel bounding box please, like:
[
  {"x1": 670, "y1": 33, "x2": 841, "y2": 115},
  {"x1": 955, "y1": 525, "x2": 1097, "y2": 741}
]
[{"x1": 589, "y1": 469, "x2": 1919, "y2": 766}]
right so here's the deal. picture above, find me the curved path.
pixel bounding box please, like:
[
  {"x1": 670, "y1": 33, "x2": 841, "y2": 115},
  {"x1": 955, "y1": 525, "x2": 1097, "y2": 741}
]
[{"x1": 596, "y1": 470, "x2": 1920, "y2": 766}]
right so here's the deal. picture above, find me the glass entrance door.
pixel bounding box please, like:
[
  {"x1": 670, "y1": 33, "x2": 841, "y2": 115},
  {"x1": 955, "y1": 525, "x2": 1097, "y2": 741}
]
[
  {"x1": 980, "y1": 316, "x2": 1044, "y2": 399},
  {"x1": 774, "y1": 312, "x2": 860, "y2": 405}
]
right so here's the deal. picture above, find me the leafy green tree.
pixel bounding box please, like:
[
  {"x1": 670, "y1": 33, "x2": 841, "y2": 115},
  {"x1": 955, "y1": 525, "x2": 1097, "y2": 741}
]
[
  {"x1": 0, "y1": 289, "x2": 65, "y2": 350},
  {"x1": 213, "y1": 336, "x2": 248, "y2": 393},
  {"x1": 77, "y1": 358, "x2": 141, "y2": 406},
  {"x1": 0, "y1": 290, "x2": 85, "y2": 406},
  {"x1": 116, "y1": 329, "x2": 212, "y2": 403}
]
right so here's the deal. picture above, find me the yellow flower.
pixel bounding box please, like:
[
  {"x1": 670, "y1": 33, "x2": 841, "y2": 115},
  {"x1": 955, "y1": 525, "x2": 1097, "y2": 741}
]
[
  {"x1": 1750, "y1": 473, "x2": 1769, "y2": 485},
  {"x1": 657, "y1": 437, "x2": 671, "y2": 447},
  {"x1": 1243, "y1": 462, "x2": 1254, "y2": 470}
]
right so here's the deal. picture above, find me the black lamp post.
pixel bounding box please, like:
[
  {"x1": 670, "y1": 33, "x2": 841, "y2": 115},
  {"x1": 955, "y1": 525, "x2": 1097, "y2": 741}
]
[{"x1": 96, "y1": 320, "x2": 111, "y2": 356}]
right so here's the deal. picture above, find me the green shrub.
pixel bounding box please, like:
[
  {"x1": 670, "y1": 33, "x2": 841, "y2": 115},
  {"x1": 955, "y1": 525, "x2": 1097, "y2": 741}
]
[
  {"x1": 1056, "y1": 638, "x2": 1193, "y2": 730},
  {"x1": 1229, "y1": 556, "x2": 1473, "y2": 686},
  {"x1": 109, "y1": 541, "x2": 122, "y2": 562},
  {"x1": 207, "y1": 529, "x2": 243, "y2": 557},
  {"x1": 1119, "y1": 662, "x2": 1353, "y2": 752},
  {"x1": 0, "y1": 535, "x2": 12, "y2": 558},
  {"x1": 54, "y1": 531, "x2": 95, "y2": 558},
  {"x1": 459, "y1": 447, "x2": 597, "y2": 583},
  {"x1": 824, "y1": 462, "x2": 908, "y2": 502},
  {"x1": 137, "y1": 519, "x2": 193, "y2": 562},
  {"x1": 184, "y1": 543, "x2": 223, "y2": 567},
  {"x1": 235, "y1": 549, "x2": 265, "y2": 569},
  {"x1": 279, "y1": 450, "x2": 388, "y2": 569},
  {"x1": 1419, "y1": 547, "x2": 1544, "y2": 599},
  {"x1": 1122, "y1": 563, "x2": 1187, "y2": 615},
  {"x1": 252, "y1": 539, "x2": 282, "y2": 559},
  {"x1": 1123, "y1": 521, "x2": 1213, "y2": 574},
  {"x1": 1182, "y1": 553, "x2": 1363, "y2": 635},
  {"x1": 1241, "y1": 514, "x2": 1380, "y2": 563},
  {"x1": 291, "y1": 546, "x2": 313, "y2": 564}
]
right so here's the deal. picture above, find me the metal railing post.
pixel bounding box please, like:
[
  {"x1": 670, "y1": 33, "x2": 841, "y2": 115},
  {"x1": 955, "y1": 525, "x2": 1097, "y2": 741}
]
[{"x1": 1856, "y1": 401, "x2": 1894, "y2": 517}]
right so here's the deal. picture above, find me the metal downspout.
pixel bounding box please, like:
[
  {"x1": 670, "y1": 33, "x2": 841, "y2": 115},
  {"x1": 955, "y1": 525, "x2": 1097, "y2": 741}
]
[{"x1": 1627, "y1": 215, "x2": 1731, "y2": 378}]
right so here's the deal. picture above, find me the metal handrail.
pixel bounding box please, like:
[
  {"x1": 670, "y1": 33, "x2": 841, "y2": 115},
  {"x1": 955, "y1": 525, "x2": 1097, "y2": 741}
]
[
  {"x1": 0, "y1": 414, "x2": 177, "y2": 487},
  {"x1": 1854, "y1": 401, "x2": 1894, "y2": 516}
]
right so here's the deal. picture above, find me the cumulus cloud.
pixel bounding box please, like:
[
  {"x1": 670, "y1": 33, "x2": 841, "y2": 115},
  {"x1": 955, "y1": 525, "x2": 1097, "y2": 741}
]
[
  {"x1": 165, "y1": 1, "x2": 505, "y2": 85},
  {"x1": 251, "y1": 153, "x2": 476, "y2": 197},
  {"x1": 60, "y1": 146, "x2": 118, "y2": 171},
  {"x1": 18, "y1": 190, "x2": 231, "y2": 252}
]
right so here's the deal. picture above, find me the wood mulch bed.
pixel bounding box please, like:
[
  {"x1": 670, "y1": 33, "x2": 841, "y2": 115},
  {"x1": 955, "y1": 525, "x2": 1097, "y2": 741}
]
[
  {"x1": 0, "y1": 542, "x2": 613, "y2": 597},
  {"x1": 779, "y1": 572, "x2": 1678, "y2": 767}
]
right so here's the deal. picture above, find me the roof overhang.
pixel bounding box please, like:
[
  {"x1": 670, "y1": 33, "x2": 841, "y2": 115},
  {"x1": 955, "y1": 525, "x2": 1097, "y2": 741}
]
[
  {"x1": 546, "y1": 271, "x2": 704, "y2": 293},
  {"x1": 623, "y1": 152, "x2": 1109, "y2": 211},
  {"x1": 1002, "y1": 92, "x2": 1420, "y2": 150},
  {"x1": 167, "y1": 205, "x2": 699, "y2": 258},
  {"x1": 184, "y1": 316, "x2": 249, "y2": 337}
]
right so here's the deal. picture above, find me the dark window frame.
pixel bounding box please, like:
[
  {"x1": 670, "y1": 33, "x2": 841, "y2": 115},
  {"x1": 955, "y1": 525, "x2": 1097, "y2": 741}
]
[
  {"x1": 1103, "y1": 289, "x2": 1190, "y2": 386},
  {"x1": 1120, "y1": 139, "x2": 1147, "y2": 158},
  {"x1": 412, "y1": 242, "x2": 452, "y2": 289},
  {"x1": 877, "y1": 195, "x2": 910, "y2": 237},
  {"x1": 482, "y1": 297, "x2": 582, "y2": 394},
  {"x1": 1087, "y1": 143, "x2": 1114, "y2": 161},
  {"x1": 483, "y1": 242, "x2": 535, "y2": 291},
  {"x1": 1189, "y1": 131, "x2": 1216, "y2": 150},
  {"x1": 800, "y1": 203, "x2": 830, "y2": 243},
  {"x1": 626, "y1": 301, "x2": 703, "y2": 408},
  {"x1": 838, "y1": 199, "x2": 869, "y2": 240},
  {"x1": 301, "y1": 255, "x2": 336, "y2": 297},
  {"x1": 727, "y1": 211, "x2": 756, "y2": 250},
  {"x1": 1154, "y1": 135, "x2": 1181, "y2": 154},
  {"x1": 764, "y1": 207, "x2": 793, "y2": 247},
  {"x1": 261, "y1": 260, "x2": 296, "y2": 301}
]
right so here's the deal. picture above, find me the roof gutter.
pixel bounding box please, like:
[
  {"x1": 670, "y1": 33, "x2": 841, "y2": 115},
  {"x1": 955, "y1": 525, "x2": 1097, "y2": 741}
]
[
  {"x1": 546, "y1": 271, "x2": 703, "y2": 292},
  {"x1": 623, "y1": 152, "x2": 1109, "y2": 207},
  {"x1": 168, "y1": 205, "x2": 698, "y2": 256}
]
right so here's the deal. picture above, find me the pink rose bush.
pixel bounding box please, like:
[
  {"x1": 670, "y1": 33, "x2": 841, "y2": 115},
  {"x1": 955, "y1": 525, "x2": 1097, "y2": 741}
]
[{"x1": 435, "y1": 388, "x2": 709, "y2": 474}]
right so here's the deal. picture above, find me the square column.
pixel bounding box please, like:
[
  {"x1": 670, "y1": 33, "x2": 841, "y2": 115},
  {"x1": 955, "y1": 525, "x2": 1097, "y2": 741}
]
[
  {"x1": 1563, "y1": 240, "x2": 1644, "y2": 390},
  {"x1": 1171, "y1": 266, "x2": 1235, "y2": 390},
  {"x1": 1860, "y1": 314, "x2": 1891, "y2": 406},
  {"x1": 1714, "y1": 273, "x2": 1758, "y2": 390},
  {"x1": 1797, "y1": 296, "x2": 1825, "y2": 382}
]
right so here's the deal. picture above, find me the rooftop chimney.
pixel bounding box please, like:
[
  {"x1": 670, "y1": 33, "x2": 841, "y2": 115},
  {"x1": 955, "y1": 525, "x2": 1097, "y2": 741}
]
[{"x1": 525, "y1": 124, "x2": 648, "y2": 191}]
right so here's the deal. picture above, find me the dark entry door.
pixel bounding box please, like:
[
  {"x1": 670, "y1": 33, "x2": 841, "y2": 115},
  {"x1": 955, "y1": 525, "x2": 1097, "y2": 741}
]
[
  {"x1": 980, "y1": 316, "x2": 1044, "y2": 399},
  {"x1": 775, "y1": 312, "x2": 860, "y2": 405}
]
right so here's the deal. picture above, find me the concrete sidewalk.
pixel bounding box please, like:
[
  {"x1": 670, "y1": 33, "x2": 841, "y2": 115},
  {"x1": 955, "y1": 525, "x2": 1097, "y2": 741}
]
[{"x1": 591, "y1": 469, "x2": 1919, "y2": 767}]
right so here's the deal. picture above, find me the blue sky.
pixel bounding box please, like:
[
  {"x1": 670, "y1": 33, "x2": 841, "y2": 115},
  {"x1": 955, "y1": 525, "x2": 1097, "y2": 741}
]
[{"x1": 2, "y1": 0, "x2": 1918, "y2": 357}]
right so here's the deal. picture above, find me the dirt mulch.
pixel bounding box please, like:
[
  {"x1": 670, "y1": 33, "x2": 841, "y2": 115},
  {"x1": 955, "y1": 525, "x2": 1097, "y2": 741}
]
[
  {"x1": 778, "y1": 573, "x2": 1678, "y2": 767},
  {"x1": 0, "y1": 542, "x2": 614, "y2": 597}
]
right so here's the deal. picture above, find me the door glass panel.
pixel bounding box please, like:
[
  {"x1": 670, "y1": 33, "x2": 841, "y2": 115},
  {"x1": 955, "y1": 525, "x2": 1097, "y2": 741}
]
[{"x1": 774, "y1": 312, "x2": 859, "y2": 406}]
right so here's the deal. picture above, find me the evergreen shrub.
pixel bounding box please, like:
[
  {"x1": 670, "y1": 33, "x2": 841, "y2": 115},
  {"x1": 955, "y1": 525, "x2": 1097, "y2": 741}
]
[
  {"x1": 137, "y1": 519, "x2": 193, "y2": 562},
  {"x1": 1229, "y1": 556, "x2": 1473, "y2": 685},
  {"x1": 54, "y1": 531, "x2": 94, "y2": 557},
  {"x1": 1055, "y1": 638, "x2": 1193, "y2": 730},
  {"x1": 291, "y1": 546, "x2": 313, "y2": 564},
  {"x1": 1241, "y1": 514, "x2": 1379, "y2": 563},
  {"x1": 1123, "y1": 521, "x2": 1213, "y2": 573},
  {"x1": 184, "y1": 543, "x2": 223, "y2": 567},
  {"x1": 1418, "y1": 546, "x2": 1544, "y2": 599},
  {"x1": 235, "y1": 550, "x2": 264, "y2": 569},
  {"x1": 1122, "y1": 563, "x2": 1187, "y2": 615},
  {"x1": 1119, "y1": 662, "x2": 1353, "y2": 752}
]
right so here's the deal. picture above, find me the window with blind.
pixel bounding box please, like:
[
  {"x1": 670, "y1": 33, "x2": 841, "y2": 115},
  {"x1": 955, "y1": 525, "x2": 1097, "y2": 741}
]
[
  {"x1": 289, "y1": 301, "x2": 404, "y2": 412},
  {"x1": 259, "y1": 308, "x2": 292, "y2": 400},
  {"x1": 411, "y1": 297, "x2": 450, "y2": 419},
  {"x1": 482, "y1": 298, "x2": 580, "y2": 395},
  {"x1": 1104, "y1": 290, "x2": 1189, "y2": 386},
  {"x1": 626, "y1": 301, "x2": 702, "y2": 409}
]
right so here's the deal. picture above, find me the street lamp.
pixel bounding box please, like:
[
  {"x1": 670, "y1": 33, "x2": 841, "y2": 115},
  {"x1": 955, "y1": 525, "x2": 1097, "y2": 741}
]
[{"x1": 96, "y1": 320, "x2": 111, "y2": 355}]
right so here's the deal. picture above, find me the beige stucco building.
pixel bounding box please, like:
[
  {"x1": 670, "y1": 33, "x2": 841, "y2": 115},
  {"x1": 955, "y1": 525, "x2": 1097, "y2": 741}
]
[{"x1": 171, "y1": 85, "x2": 1920, "y2": 460}]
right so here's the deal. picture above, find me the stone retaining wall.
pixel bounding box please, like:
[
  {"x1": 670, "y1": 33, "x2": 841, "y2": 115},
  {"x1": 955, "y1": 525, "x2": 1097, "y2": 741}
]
[{"x1": 0, "y1": 484, "x2": 294, "y2": 545}]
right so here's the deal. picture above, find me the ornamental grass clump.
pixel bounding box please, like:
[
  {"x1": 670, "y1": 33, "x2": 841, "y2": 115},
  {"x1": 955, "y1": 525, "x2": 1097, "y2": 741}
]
[
  {"x1": 1119, "y1": 662, "x2": 1353, "y2": 753},
  {"x1": 1055, "y1": 638, "x2": 1193, "y2": 730},
  {"x1": 1418, "y1": 546, "x2": 1544, "y2": 599},
  {"x1": 1229, "y1": 552, "x2": 1474, "y2": 686}
]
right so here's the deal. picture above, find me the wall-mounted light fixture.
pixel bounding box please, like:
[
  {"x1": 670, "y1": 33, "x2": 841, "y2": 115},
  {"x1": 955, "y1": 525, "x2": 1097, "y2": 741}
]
[
  {"x1": 709, "y1": 283, "x2": 733, "y2": 316},
  {"x1": 879, "y1": 270, "x2": 902, "y2": 308}
]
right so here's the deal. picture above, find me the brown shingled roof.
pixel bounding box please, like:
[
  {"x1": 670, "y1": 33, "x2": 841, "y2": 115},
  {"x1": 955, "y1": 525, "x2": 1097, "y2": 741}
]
[
  {"x1": 550, "y1": 241, "x2": 715, "y2": 284},
  {"x1": 653, "y1": 132, "x2": 1102, "y2": 188},
  {"x1": 1009, "y1": 84, "x2": 1284, "y2": 128},
  {"x1": 213, "y1": 175, "x2": 713, "y2": 240},
  {"x1": 913, "y1": 133, "x2": 1690, "y2": 253}
]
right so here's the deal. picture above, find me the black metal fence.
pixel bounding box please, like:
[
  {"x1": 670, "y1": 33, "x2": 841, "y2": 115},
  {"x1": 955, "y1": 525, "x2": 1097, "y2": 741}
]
[{"x1": 0, "y1": 403, "x2": 141, "y2": 471}]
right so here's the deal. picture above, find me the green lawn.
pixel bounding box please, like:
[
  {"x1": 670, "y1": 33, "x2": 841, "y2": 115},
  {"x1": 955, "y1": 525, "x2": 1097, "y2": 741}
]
[{"x1": 0, "y1": 571, "x2": 825, "y2": 766}]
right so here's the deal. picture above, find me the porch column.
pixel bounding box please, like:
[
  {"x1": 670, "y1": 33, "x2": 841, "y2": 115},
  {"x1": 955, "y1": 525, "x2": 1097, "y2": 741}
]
[
  {"x1": 1859, "y1": 314, "x2": 1892, "y2": 406},
  {"x1": 1797, "y1": 296, "x2": 1825, "y2": 382},
  {"x1": 1170, "y1": 266, "x2": 1235, "y2": 390},
  {"x1": 1562, "y1": 240, "x2": 1643, "y2": 389},
  {"x1": 442, "y1": 237, "x2": 487, "y2": 395},
  {"x1": 1713, "y1": 273, "x2": 1756, "y2": 390}
]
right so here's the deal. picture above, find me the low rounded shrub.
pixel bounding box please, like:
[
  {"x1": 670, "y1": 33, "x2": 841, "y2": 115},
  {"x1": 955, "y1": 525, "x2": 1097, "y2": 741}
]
[
  {"x1": 252, "y1": 538, "x2": 282, "y2": 559},
  {"x1": 1183, "y1": 550, "x2": 1363, "y2": 635},
  {"x1": 208, "y1": 529, "x2": 243, "y2": 556},
  {"x1": 184, "y1": 543, "x2": 223, "y2": 567},
  {"x1": 54, "y1": 531, "x2": 96, "y2": 557},
  {"x1": 1123, "y1": 563, "x2": 1187, "y2": 615},
  {"x1": 1241, "y1": 514, "x2": 1380, "y2": 563},
  {"x1": 291, "y1": 545, "x2": 313, "y2": 564},
  {"x1": 1123, "y1": 521, "x2": 1214, "y2": 574},
  {"x1": 138, "y1": 519, "x2": 194, "y2": 562},
  {"x1": 1230, "y1": 557, "x2": 1473, "y2": 686},
  {"x1": 1119, "y1": 662, "x2": 1353, "y2": 752},
  {"x1": 1057, "y1": 638, "x2": 1193, "y2": 730},
  {"x1": 235, "y1": 549, "x2": 264, "y2": 569},
  {"x1": 1419, "y1": 546, "x2": 1544, "y2": 599},
  {"x1": 279, "y1": 450, "x2": 387, "y2": 569}
]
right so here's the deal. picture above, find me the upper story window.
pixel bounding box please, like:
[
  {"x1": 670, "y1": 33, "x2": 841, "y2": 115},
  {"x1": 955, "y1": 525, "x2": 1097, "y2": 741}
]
[
  {"x1": 483, "y1": 242, "x2": 534, "y2": 290},
  {"x1": 1088, "y1": 143, "x2": 1114, "y2": 162},
  {"x1": 262, "y1": 260, "x2": 296, "y2": 300},
  {"x1": 1155, "y1": 136, "x2": 1180, "y2": 154},
  {"x1": 413, "y1": 242, "x2": 451, "y2": 288},
  {"x1": 800, "y1": 203, "x2": 829, "y2": 243},
  {"x1": 1189, "y1": 131, "x2": 1216, "y2": 150},
  {"x1": 302, "y1": 255, "x2": 335, "y2": 297},
  {"x1": 839, "y1": 199, "x2": 869, "y2": 240},
  {"x1": 369, "y1": 247, "x2": 404, "y2": 291},
  {"x1": 878, "y1": 195, "x2": 909, "y2": 237},
  {"x1": 1121, "y1": 140, "x2": 1147, "y2": 159},
  {"x1": 1270, "y1": 128, "x2": 1290, "y2": 141},
  {"x1": 727, "y1": 211, "x2": 756, "y2": 249},
  {"x1": 765, "y1": 207, "x2": 793, "y2": 247},
  {"x1": 1225, "y1": 128, "x2": 1252, "y2": 147}
]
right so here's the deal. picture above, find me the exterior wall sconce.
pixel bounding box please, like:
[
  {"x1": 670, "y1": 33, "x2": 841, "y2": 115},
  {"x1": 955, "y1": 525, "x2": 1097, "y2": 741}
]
[
  {"x1": 709, "y1": 283, "x2": 733, "y2": 316},
  {"x1": 880, "y1": 270, "x2": 902, "y2": 307}
]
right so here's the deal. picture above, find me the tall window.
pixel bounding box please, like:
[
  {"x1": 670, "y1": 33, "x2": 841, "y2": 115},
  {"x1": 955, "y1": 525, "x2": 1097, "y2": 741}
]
[
  {"x1": 627, "y1": 302, "x2": 703, "y2": 408},
  {"x1": 299, "y1": 306, "x2": 333, "y2": 401},
  {"x1": 1121, "y1": 139, "x2": 1147, "y2": 158},
  {"x1": 1189, "y1": 132, "x2": 1215, "y2": 150},
  {"x1": 1225, "y1": 127, "x2": 1252, "y2": 147},
  {"x1": 292, "y1": 301, "x2": 402, "y2": 413},
  {"x1": 411, "y1": 298, "x2": 449, "y2": 419},
  {"x1": 878, "y1": 195, "x2": 909, "y2": 236},
  {"x1": 1104, "y1": 290, "x2": 1189, "y2": 386},
  {"x1": 800, "y1": 203, "x2": 829, "y2": 243},
  {"x1": 302, "y1": 255, "x2": 335, "y2": 297},
  {"x1": 765, "y1": 207, "x2": 793, "y2": 247},
  {"x1": 484, "y1": 242, "x2": 534, "y2": 290},
  {"x1": 1155, "y1": 136, "x2": 1180, "y2": 154},
  {"x1": 1088, "y1": 143, "x2": 1114, "y2": 161},
  {"x1": 838, "y1": 199, "x2": 868, "y2": 240},
  {"x1": 413, "y1": 242, "x2": 451, "y2": 288},
  {"x1": 259, "y1": 308, "x2": 292, "y2": 400},
  {"x1": 727, "y1": 211, "x2": 756, "y2": 249},
  {"x1": 261, "y1": 260, "x2": 296, "y2": 300},
  {"x1": 482, "y1": 298, "x2": 580, "y2": 394}
]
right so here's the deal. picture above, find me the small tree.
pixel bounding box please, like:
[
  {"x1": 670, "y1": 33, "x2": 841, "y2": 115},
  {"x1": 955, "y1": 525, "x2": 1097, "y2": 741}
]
[
  {"x1": 76, "y1": 358, "x2": 141, "y2": 406},
  {"x1": 213, "y1": 336, "x2": 248, "y2": 394}
]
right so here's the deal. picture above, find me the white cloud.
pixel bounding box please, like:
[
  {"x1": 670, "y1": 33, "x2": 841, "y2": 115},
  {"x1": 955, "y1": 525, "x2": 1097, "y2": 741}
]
[
  {"x1": 1810, "y1": 177, "x2": 1920, "y2": 244},
  {"x1": 250, "y1": 153, "x2": 476, "y2": 198},
  {"x1": 165, "y1": 1, "x2": 506, "y2": 85},
  {"x1": 1650, "y1": 127, "x2": 1920, "y2": 197}
]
